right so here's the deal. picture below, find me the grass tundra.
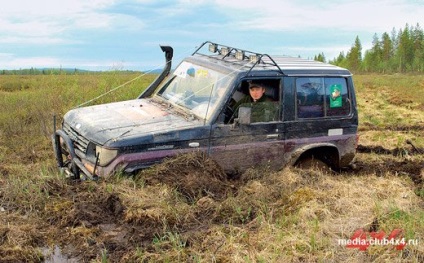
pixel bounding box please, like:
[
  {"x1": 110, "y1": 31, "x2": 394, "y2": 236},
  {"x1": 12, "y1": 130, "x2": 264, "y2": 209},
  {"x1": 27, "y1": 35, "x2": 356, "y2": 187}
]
[{"x1": 0, "y1": 73, "x2": 423, "y2": 262}]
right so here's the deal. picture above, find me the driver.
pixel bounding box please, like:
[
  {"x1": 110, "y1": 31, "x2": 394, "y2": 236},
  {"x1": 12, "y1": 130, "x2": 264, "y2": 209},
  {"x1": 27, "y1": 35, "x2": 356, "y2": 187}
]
[{"x1": 232, "y1": 82, "x2": 278, "y2": 122}]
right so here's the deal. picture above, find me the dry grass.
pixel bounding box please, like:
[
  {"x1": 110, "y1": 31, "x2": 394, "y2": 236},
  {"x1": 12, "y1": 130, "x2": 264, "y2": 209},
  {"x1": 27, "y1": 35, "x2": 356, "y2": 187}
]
[{"x1": 0, "y1": 73, "x2": 423, "y2": 262}]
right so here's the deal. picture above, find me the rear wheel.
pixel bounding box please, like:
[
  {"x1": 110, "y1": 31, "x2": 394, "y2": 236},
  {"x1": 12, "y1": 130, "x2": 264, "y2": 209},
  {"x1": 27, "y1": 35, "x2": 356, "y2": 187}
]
[{"x1": 295, "y1": 155, "x2": 330, "y2": 171}]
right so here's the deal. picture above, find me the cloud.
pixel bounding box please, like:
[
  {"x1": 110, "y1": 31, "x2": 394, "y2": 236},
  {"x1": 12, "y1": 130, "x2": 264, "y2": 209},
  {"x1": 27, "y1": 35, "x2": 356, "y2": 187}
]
[
  {"x1": 0, "y1": 36, "x2": 71, "y2": 45},
  {"x1": 0, "y1": 18, "x2": 65, "y2": 38},
  {"x1": 213, "y1": 0, "x2": 423, "y2": 33},
  {"x1": 72, "y1": 13, "x2": 146, "y2": 31},
  {"x1": 0, "y1": 0, "x2": 115, "y2": 16},
  {"x1": 0, "y1": 0, "x2": 145, "y2": 44},
  {"x1": 0, "y1": 56, "x2": 62, "y2": 69},
  {"x1": 0, "y1": 53, "x2": 14, "y2": 59},
  {"x1": 0, "y1": 54, "x2": 128, "y2": 70},
  {"x1": 1, "y1": 0, "x2": 422, "y2": 70}
]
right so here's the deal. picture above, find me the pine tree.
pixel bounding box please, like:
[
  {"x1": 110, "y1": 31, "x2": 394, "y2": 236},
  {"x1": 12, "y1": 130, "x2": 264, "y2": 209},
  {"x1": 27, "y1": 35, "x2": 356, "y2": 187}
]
[
  {"x1": 314, "y1": 53, "x2": 326, "y2": 62},
  {"x1": 395, "y1": 24, "x2": 413, "y2": 72},
  {"x1": 345, "y1": 36, "x2": 362, "y2": 72},
  {"x1": 329, "y1": 23, "x2": 423, "y2": 73},
  {"x1": 411, "y1": 23, "x2": 424, "y2": 72},
  {"x1": 363, "y1": 33, "x2": 383, "y2": 72},
  {"x1": 380, "y1": 32, "x2": 394, "y2": 72}
]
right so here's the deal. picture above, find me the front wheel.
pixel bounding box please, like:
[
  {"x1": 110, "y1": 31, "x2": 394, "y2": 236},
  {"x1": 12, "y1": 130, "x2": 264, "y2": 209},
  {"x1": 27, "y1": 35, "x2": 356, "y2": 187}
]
[
  {"x1": 53, "y1": 132, "x2": 80, "y2": 180},
  {"x1": 59, "y1": 148, "x2": 81, "y2": 180}
]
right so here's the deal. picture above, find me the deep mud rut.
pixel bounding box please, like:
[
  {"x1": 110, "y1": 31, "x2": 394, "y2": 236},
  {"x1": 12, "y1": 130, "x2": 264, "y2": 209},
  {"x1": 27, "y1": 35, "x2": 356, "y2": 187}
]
[{"x1": 355, "y1": 144, "x2": 423, "y2": 184}]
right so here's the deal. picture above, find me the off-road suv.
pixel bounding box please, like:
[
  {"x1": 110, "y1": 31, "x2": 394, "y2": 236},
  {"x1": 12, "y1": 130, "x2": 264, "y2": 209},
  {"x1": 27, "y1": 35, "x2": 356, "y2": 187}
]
[{"x1": 53, "y1": 41, "x2": 358, "y2": 179}]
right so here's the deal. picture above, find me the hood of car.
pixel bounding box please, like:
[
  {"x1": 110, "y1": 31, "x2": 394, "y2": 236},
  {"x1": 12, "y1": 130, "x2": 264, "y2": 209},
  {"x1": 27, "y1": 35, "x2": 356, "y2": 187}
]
[{"x1": 63, "y1": 99, "x2": 202, "y2": 146}]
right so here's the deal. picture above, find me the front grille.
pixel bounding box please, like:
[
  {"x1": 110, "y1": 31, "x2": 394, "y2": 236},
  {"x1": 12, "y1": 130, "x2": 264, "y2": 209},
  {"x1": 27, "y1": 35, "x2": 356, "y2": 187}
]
[{"x1": 62, "y1": 122, "x2": 90, "y2": 154}]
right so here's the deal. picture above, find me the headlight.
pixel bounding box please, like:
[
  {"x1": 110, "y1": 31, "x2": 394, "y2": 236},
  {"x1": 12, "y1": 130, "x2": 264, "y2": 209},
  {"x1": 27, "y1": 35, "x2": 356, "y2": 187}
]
[{"x1": 95, "y1": 146, "x2": 118, "y2": 166}]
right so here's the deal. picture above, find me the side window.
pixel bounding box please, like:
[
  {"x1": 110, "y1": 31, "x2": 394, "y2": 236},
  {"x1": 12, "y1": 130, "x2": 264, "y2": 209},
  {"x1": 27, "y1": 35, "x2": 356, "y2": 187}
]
[
  {"x1": 296, "y1": 78, "x2": 324, "y2": 118},
  {"x1": 325, "y1": 78, "x2": 350, "y2": 116},
  {"x1": 229, "y1": 79, "x2": 281, "y2": 123},
  {"x1": 296, "y1": 77, "x2": 350, "y2": 118}
]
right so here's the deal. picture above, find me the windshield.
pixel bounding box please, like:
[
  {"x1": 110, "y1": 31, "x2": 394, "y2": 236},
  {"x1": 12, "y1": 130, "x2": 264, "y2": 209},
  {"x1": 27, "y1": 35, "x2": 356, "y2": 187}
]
[{"x1": 157, "y1": 61, "x2": 232, "y2": 121}]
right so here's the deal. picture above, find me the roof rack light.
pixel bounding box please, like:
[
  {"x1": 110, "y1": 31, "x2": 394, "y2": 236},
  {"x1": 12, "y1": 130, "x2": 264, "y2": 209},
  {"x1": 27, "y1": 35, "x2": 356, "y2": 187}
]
[
  {"x1": 208, "y1": 43, "x2": 218, "y2": 53},
  {"x1": 249, "y1": 54, "x2": 259, "y2": 63},
  {"x1": 235, "y1": 50, "x2": 245, "y2": 60},
  {"x1": 220, "y1": 47, "x2": 229, "y2": 56}
]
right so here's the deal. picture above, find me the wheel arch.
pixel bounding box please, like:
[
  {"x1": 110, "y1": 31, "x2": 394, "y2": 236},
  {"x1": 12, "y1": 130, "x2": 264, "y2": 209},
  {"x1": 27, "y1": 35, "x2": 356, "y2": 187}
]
[{"x1": 291, "y1": 143, "x2": 340, "y2": 169}]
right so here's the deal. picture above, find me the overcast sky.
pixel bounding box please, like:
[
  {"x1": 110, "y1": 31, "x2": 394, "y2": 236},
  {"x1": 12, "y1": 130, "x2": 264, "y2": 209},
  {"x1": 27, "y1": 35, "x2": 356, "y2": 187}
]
[{"x1": 1, "y1": 0, "x2": 423, "y2": 71}]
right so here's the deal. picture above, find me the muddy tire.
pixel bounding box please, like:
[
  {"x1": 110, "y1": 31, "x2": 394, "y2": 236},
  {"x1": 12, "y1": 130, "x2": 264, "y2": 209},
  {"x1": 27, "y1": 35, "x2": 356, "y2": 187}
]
[
  {"x1": 295, "y1": 156, "x2": 330, "y2": 171},
  {"x1": 57, "y1": 147, "x2": 80, "y2": 180}
]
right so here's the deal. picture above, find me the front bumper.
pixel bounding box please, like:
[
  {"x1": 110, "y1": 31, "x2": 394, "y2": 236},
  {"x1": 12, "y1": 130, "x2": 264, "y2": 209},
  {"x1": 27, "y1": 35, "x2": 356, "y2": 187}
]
[
  {"x1": 52, "y1": 129, "x2": 170, "y2": 179},
  {"x1": 52, "y1": 129, "x2": 98, "y2": 180}
]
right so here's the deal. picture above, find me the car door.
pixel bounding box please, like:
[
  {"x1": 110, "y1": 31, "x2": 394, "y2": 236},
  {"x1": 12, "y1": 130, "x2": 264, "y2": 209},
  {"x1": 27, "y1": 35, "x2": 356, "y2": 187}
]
[
  {"x1": 208, "y1": 121, "x2": 285, "y2": 172},
  {"x1": 208, "y1": 78, "x2": 286, "y2": 173}
]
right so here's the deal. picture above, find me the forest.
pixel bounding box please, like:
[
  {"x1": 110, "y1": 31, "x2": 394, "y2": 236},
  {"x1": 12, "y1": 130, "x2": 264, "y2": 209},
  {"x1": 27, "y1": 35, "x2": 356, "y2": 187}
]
[{"x1": 315, "y1": 23, "x2": 424, "y2": 73}]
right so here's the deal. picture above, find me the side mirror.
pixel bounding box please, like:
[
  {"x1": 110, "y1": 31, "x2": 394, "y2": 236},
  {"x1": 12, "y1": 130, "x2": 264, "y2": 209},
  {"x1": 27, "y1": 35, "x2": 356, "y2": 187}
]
[{"x1": 238, "y1": 106, "x2": 251, "y2": 125}]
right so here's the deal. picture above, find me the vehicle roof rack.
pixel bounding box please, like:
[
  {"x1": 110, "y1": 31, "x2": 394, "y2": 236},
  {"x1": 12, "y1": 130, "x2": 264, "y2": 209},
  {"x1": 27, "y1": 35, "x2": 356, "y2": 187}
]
[{"x1": 192, "y1": 41, "x2": 285, "y2": 75}]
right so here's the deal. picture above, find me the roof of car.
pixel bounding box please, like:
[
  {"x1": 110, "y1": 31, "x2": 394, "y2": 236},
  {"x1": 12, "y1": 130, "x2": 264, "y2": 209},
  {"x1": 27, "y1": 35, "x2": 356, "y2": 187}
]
[{"x1": 188, "y1": 41, "x2": 352, "y2": 77}]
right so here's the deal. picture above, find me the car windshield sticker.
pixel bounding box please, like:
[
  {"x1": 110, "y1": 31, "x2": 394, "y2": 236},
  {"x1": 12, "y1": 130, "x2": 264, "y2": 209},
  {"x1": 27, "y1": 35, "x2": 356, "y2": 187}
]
[
  {"x1": 187, "y1": 67, "x2": 196, "y2": 77},
  {"x1": 196, "y1": 69, "x2": 209, "y2": 77},
  {"x1": 329, "y1": 84, "x2": 342, "y2": 108}
]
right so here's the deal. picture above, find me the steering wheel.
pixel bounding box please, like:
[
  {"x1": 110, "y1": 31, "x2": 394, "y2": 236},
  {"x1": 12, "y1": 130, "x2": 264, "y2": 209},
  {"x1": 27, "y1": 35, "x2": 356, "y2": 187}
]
[{"x1": 184, "y1": 90, "x2": 195, "y2": 105}]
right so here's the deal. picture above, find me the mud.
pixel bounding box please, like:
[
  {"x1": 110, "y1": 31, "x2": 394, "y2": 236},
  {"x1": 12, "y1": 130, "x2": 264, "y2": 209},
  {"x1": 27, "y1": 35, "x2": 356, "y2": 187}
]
[
  {"x1": 50, "y1": 152, "x2": 422, "y2": 261},
  {"x1": 355, "y1": 144, "x2": 424, "y2": 184},
  {"x1": 139, "y1": 152, "x2": 233, "y2": 201},
  {"x1": 36, "y1": 153, "x2": 246, "y2": 262},
  {"x1": 357, "y1": 144, "x2": 424, "y2": 156},
  {"x1": 354, "y1": 159, "x2": 423, "y2": 184},
  {"x1": 1, "y1": 148, "x2": 423, "y2": 262},
  {"x1": 358, "y1": 123, "x2": 424, "y2": 133}
]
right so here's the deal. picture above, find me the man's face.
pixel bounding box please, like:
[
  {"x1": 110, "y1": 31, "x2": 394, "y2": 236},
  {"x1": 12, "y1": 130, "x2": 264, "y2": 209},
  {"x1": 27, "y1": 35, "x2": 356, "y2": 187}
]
[{"x1": 249, "y1": 86, "x2": 265, "y2": 101}]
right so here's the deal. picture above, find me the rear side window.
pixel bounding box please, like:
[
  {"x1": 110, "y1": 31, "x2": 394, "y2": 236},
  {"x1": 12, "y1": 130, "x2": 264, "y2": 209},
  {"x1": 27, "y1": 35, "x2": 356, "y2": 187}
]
[
  {"x1": 296, "y1": 77, "x2": 350, "y2": 118},
  {"x1": 325, "y1": 78, "x2": 350, "y2": 116}
]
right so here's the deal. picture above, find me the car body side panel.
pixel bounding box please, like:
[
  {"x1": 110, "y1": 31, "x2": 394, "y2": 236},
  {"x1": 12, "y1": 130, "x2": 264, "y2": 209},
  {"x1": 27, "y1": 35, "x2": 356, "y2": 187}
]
[
  {"x1": 92, "y1": 142, "x2": 210, "y2": 176},
  {"x1": 208, "y1": 122, "x2": 286, "y2": 172}
]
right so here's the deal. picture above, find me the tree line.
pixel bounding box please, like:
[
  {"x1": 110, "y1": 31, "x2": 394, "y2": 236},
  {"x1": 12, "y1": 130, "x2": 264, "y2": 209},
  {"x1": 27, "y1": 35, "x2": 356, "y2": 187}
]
[
  {"x1": 315, "y1": 23, "x2": 423, "y2": 73},
  {"x1": 1, "y1": 68, "x2": 87, "y2": 75},
  {"x1": 0, "y1": 68, "x2": 141, "y2": 75}
]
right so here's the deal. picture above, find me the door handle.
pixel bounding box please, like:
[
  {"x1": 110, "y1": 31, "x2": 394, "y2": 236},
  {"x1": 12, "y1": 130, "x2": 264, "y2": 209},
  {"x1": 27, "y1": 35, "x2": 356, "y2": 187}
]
[
  {"x1": 267, "y1": 134, "x2": 279, "y2": 139},
  {"x1": 189, "y1": 142, "x2": 200, "y2": 148}
]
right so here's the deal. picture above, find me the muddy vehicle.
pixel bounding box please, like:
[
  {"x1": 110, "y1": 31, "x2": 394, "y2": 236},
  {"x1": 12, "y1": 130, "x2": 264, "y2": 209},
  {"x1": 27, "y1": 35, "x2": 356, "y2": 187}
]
[{"x1": 53, "y1": 41, "x2": 358, "y2": 180}]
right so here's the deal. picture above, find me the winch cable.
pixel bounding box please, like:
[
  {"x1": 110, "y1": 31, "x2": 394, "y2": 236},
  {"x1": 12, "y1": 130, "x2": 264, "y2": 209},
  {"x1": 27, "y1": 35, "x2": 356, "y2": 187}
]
[
  {"x1": 74, "y1": 46, "x2": 196, "y2": 109},
  {"x1": 74, "y1": 71, "x2": 153, "y2": 109},
  {"x1": 74, "y1": 42, "x2": 261, "y2": 109}
]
